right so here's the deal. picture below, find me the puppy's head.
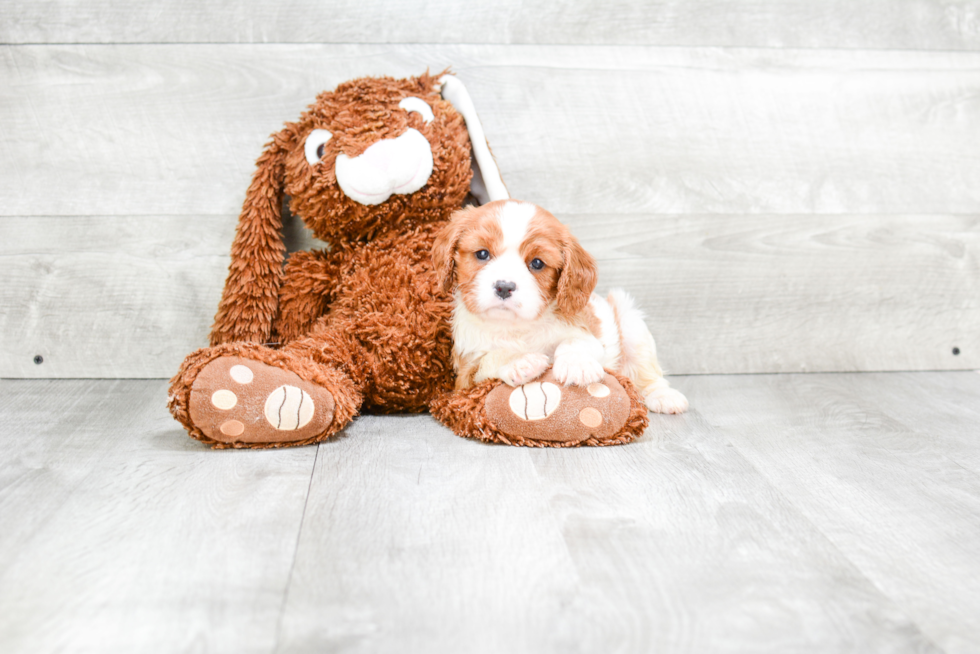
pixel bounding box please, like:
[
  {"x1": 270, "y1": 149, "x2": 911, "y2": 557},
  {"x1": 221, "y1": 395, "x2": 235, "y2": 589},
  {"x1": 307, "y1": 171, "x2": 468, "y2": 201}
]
[{"x1": 433, "y1": 200, "x2": 597, "y2": 321}]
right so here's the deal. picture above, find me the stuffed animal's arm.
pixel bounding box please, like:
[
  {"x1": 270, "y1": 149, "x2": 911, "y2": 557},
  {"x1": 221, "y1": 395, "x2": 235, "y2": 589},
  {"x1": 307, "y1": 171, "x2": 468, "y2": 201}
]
[{"x1": 273, "y1": 249, "x2": 341, "y2": 344}]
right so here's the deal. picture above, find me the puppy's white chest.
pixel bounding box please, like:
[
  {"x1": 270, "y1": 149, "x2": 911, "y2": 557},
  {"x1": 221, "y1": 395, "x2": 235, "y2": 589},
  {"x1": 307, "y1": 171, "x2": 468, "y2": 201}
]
[{"x1": 453, "y1": 304, "x2": 578, "y2": 360}]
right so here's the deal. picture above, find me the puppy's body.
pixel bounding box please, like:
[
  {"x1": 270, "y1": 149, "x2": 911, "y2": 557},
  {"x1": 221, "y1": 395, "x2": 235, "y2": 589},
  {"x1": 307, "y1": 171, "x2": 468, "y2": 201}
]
[{"x1": 434, "y1": 200, "x2": 687, "y2": 414}]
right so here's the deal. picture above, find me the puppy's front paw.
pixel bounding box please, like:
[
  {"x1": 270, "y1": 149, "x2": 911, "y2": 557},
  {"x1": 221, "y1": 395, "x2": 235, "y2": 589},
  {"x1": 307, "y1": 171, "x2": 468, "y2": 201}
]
[
  {"x1": 553, "y1": 353, "x2": 605, "y2": 386},
  {"x1": 646, "y1": 387, "x2": 689, "y2": 414},
  {"x1": 499, "y1": 353, "x2": 550, "y2": 387}
]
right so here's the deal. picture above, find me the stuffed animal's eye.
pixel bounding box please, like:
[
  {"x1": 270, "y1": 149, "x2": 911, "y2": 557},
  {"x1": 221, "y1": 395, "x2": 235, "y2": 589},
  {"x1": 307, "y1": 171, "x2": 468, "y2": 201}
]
[
  {"x1": 399, "y1": 97, "x2": 434, "y2": 124},
  {"x1": 304, "y1": 129, "x2": 333, "y2": 165},
  {"x1": 529, "y1": 258, "x2": 545, "y2": 270},
  {"x1": 475, "y1": 249, "x2": 490, "y2": 261}
]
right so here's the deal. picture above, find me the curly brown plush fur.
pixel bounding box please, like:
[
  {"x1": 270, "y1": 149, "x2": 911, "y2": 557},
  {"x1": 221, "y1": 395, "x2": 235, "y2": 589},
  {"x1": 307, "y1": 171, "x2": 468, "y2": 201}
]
[
  {"x1": 168, "y1": 72, "x2": 649, "y2": 448},
  {"x1": 208, "y1": 73, "x2": 470, "y2": 347}
]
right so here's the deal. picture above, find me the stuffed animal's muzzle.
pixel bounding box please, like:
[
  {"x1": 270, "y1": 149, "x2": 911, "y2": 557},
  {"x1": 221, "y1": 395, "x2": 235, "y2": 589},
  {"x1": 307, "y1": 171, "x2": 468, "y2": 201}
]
[{"x1": 335, "y1": 129, "x2": 434, "y2": 206}]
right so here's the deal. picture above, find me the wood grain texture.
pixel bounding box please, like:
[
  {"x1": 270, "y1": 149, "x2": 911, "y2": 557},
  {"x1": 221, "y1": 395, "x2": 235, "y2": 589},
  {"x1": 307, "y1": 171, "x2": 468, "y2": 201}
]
[
  {"x1": 685, "y1": 372, "x2": 980, "y2": 654},
  {"x1": 4, "y1": 0, "x2": 980, "y2": 50},
  {"x1": 276, "y1": 414, "x2": 581, "y2": 653},
  {"x1": 3, "y1": 45, "x2": 980, "y2": 217},
  {"x1": 524, "y1": 413, "x2": 938, "y2": 652},
  {"x1": 0, "y1": 215, "x2": 232, "y2": 378},
  {"x1": 828, "y1": 371, "x2": 980, "y2": 473},
  {"x1": 574, "y1": 213, "x2": 980, "y2": 374},
  {"x1": 0, "y1": 379, "x2": 318, "y2": 654},
  {"x1": 3, "y1": 213, "x2": 974, "y2": 378},
  {"x1": 3, "y1": 373, "x2": 979, "y2": 652},
  {"x1": 0, "y1": 211, "x2": 324, "y2": 378},
  {"x1": 276, "y1": 412, "x2": 935, "y2": 653},
  {"x1": 4, "y1": 44, "x2": 979, "y2": 377}
]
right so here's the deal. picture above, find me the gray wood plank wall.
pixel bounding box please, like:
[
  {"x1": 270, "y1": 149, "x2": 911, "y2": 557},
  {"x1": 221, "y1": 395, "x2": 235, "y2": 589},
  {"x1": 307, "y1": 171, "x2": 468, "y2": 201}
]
[
  {"x1": 2, "y1": 4, "x2": 979, "y2": 378},
  {"x1": 6, "y1": 1, "x2": 980, "y2": 50}
]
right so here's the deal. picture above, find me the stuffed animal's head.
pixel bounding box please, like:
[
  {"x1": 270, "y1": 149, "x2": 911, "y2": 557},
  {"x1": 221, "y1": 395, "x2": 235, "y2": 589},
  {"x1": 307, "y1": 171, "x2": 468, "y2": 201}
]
[
  {"x1": 252, "y1": 72, "x2": 507, "y2": 245},
  {"x1": 287, "y1": 73, "x2": 465, "y2": 242},
  {"x1": 210, "y1": 72, "x2": 508, "y2": 345}
]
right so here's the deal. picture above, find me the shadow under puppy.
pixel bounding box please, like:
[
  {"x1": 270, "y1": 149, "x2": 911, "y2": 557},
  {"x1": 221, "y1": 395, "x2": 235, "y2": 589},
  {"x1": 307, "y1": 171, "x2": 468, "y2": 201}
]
[{"x1": 433, "y1": 200, "x2": 688, "y2": 414}]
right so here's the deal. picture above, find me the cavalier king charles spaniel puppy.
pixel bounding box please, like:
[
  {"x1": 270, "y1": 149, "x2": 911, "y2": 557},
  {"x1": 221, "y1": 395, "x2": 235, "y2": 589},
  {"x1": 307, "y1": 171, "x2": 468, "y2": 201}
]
[{"x1": 433, "y1": 200, "x2": 688, "y2": 414}]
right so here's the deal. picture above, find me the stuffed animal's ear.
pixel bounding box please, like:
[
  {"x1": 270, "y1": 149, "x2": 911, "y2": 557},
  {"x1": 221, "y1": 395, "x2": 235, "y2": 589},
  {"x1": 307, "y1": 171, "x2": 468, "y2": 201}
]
[
  {"x1": 432, "y1": 207, "x2": 473, "y2": 295},
  {"x1": 439, "y1": 75, "x2": 509, "y2": 206},
  {"x1": 555, "y1": 234, "x2": 599, "y2": 319},
  {"x1": 209, "y1": 130, "x2": 292, "y2": 346}
]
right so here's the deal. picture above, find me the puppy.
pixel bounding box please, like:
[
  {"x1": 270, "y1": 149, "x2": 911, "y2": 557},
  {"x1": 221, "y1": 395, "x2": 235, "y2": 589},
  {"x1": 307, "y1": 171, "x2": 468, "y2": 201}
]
[{"x1": 433, "y1": 200, "x2": 688, "y2": 414}]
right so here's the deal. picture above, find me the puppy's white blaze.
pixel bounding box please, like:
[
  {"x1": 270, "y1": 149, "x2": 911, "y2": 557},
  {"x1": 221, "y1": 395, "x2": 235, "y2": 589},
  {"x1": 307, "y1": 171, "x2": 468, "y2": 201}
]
[
  {"x1": 498, "y1": 201, "x2": 537, "y2": 250},
  {"x1": 473, "y1": 201, "x2": 545, "y2": 320}
]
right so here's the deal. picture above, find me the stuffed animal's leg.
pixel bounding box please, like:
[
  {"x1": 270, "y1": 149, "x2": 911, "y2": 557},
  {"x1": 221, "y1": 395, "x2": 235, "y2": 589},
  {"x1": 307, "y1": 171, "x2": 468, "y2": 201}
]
[
  {"x1": 168, "y1": 342, "x2": 362, "y2": 449},
  {"x1": 429, "y1": 368, "x2": 649, "y2": 447}
]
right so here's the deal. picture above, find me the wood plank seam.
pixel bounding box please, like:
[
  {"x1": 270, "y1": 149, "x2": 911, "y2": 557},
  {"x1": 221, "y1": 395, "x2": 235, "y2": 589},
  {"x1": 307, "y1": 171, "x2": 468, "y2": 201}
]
[{"x1": 273, "y1": 444, "x2": 321, "y2": 652}]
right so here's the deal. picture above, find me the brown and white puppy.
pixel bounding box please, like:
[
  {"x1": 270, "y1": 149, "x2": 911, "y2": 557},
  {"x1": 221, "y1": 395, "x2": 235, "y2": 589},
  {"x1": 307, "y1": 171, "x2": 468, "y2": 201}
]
[{"x1": 433, "y1": 200, "x2": 688, "y2": 414}]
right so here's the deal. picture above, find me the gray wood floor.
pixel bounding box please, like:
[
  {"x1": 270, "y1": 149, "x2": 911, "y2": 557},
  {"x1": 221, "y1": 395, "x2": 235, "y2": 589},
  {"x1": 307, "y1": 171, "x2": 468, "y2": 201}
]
[{"x1": 2, "y1": 372, "x2": 979, "y2": 653}]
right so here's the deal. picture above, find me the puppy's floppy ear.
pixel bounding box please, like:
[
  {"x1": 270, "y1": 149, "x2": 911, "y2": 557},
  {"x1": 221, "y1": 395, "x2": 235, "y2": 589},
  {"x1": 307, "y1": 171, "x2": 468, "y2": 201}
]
[
  {"x1": 210, "y1": 128, "x2": 294, "y2": 346},
  {"x1": 555, "y1": 233, "x2": 598, "y2": 318},
  {"x1": 432, "y1": 207, "x2": 474, "y2": 295},
  {"x1": 439, "y1": 74, "x2": 508, "y2": 205}
]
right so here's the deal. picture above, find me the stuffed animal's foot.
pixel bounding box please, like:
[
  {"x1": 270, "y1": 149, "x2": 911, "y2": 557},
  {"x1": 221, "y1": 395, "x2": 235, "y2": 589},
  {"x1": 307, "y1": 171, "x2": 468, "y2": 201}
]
[
  {"x1": 187, "y1": 356, "x2": 336, "y2": 445},
  {"x1": 170, "y1": 343, "x2": 363, "y2": 448},
  {"x1": 487, "y1": 370, "x2": 642, "y2": 445},
  {"x1": 431, "y1": 369, "x2": 649, "y2": 447}
]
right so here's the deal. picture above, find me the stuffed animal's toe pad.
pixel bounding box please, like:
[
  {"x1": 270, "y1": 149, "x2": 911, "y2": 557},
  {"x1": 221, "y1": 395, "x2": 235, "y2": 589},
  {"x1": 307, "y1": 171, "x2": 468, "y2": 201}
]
[
  {"x1": 486, "y1": 370, "x2": 631, "y2": 444},
  {"x1": 189, "y1": 356, "x2": 334, "y2": 444}
]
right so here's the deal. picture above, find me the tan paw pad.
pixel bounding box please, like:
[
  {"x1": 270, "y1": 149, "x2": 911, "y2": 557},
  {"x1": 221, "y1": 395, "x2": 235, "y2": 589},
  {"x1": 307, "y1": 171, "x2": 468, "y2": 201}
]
[
  {"x1": 508, "y1": 382, "x2": 561, "y2": 421},
  {"x1": 229, "y1": 365, "x2": 254, "y2": 384},
  {"x1": 264, "y1": 385, "x2": 315, "y2": 430},
  {"x1": 189, "y1": 355, "x2": 335, "y2": 444},
  {"x1": 579, "y1": 407, "x2": 603, "y2": 428},
  {"x1": 587, "y1": 383, "x2": 610, "y2": 398},
  {"x1": 220, "y1": 420, "x2": 245, "y2": 437},
  {"x1": 211, "y1": 389, "x2": 238, "y2": 410}
]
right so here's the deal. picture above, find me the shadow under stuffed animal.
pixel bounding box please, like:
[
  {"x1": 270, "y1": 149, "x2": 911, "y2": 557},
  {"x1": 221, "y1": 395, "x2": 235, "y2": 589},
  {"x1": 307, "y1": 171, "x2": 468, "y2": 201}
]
[{"x1": 168, "y1": 72, "x2": 649, "y2": 448}]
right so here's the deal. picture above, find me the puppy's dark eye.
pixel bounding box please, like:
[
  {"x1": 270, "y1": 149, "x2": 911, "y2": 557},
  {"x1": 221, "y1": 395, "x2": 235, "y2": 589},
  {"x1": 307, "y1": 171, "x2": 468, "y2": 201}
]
[
  {"x1": 316, "y1": 143, "x2": 327, "y2": 160},
  {"x1": 529, "y1": 258, "x2": 545, "y2": 271},
  {"x1": 475, "y1": 249, "x2": 490, "y2": 261}
]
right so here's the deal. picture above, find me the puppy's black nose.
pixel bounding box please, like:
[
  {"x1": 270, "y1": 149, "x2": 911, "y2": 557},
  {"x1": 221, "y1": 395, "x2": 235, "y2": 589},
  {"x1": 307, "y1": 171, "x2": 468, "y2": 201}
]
[{"x1": 493, "y1": 280, "x2": 517, "y2": 299}]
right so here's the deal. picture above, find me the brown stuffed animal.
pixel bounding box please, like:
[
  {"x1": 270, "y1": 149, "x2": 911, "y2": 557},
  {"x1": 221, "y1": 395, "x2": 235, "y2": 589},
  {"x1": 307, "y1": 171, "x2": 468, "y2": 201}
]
[{"x1": 168, "y1": 72, "x2": 649, "y2": 448}]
